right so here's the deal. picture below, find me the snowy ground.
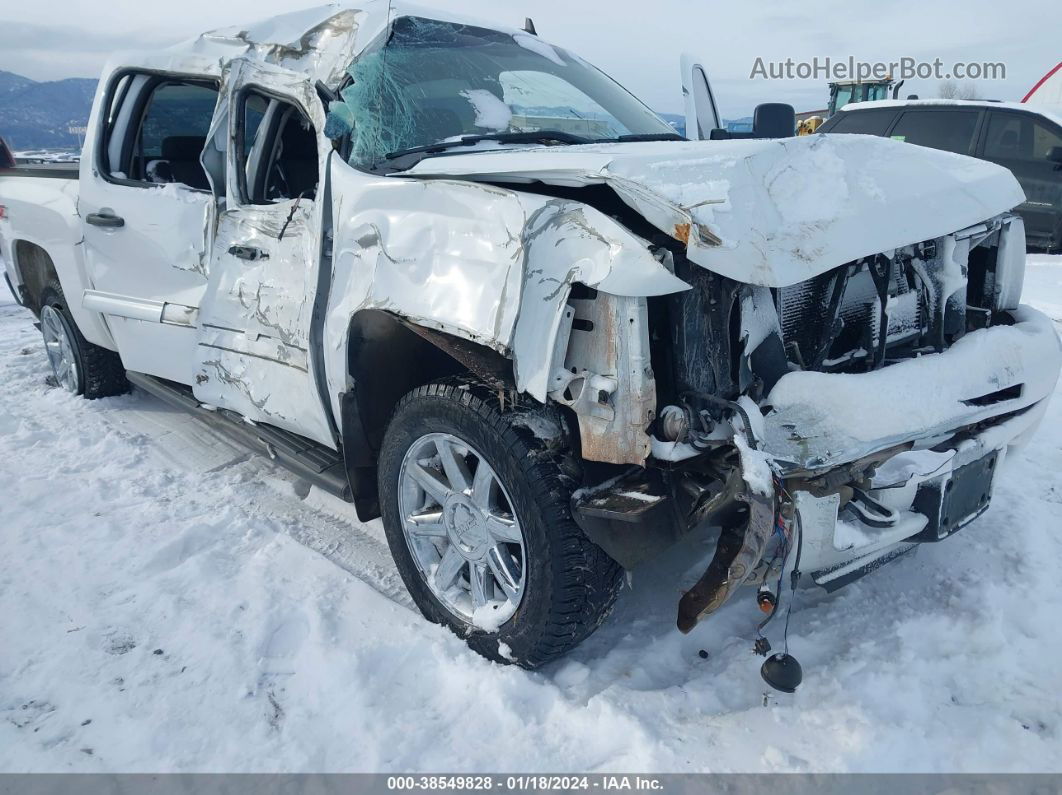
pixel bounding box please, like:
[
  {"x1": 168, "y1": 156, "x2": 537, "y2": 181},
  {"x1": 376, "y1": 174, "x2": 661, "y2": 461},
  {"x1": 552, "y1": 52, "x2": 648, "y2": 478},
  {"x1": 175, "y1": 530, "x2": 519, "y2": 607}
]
[{"x1": 1, "y1": 257, "x2": 1061, "y2": 773}]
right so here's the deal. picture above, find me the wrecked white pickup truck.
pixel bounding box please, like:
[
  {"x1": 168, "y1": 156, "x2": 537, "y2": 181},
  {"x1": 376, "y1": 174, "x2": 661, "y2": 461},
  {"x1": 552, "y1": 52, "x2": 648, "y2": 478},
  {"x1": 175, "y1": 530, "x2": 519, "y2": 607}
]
[{"x1": 2, "y1": 2, "x2": 1059, "y2": 668}]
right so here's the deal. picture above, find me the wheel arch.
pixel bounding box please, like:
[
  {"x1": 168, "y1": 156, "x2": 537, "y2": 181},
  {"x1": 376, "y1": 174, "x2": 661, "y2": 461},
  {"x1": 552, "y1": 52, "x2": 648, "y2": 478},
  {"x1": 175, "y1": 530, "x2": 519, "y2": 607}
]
[
  {"x1": 339, "y1": 309, "x2": 516, "y2": 520},
  {"x1": 12, "y1": 239, "x2": 60, "y2": 316},
  {"x1": 8, "y1": 235, "x2": 116, "y2": 351}
]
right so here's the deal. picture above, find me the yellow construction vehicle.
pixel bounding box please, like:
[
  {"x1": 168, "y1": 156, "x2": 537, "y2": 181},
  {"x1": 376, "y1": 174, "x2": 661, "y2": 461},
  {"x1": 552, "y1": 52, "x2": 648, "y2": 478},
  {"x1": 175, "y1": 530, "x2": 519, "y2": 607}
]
[
  {"x1": 827, "y1": 78, "x2": 899, "y2": 116},
  {"x1": 797, "y1": 115, "x2": 824, "y2": 135},
  {"x1": 796, "y1": 77, "x2": 905, "y2": 134}
]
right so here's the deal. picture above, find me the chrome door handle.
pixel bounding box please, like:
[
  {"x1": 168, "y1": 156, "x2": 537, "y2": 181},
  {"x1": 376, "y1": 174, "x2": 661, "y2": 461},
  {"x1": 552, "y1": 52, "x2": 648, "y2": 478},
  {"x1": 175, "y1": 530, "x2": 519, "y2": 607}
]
[{"x1": 228, "y1": 244, "x2": 269, "y2": 261}]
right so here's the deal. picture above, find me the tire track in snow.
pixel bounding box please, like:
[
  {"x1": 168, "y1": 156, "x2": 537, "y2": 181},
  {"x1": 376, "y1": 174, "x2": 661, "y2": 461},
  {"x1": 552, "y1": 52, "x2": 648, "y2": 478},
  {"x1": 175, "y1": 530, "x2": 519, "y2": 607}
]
[
  {"x1": 0, "y1": 293, "x2": 411, "y2": 611},
  {"x1": 108, "y1": 397, "x2": 414, "y2": 609}
]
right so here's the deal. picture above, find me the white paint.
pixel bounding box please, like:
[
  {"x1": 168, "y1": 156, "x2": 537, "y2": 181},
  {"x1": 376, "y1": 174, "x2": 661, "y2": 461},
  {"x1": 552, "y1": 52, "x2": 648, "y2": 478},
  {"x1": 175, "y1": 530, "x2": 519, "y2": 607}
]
[
  {"x1": 0, "y1": 174, "x2": 114, "y2": 349},
  {"x1": 192, "y1": 58, "x2": 335, "y2": 447},
  {"x1": 324, "y1": 159, "x2": 688, "y2": 431},
  {"x1": 405, "y1": 134, "x2": 1026, "y2": 288},
  {"x1": 680, "y1": 53, "x2": 720, "y2": 140},
  {"x1": 75, "y1": 57, "x2": 218, "y2": 385},
  {"x1": 995, "y1": 216, "x2": 1027, "y2": 310},
  {"x1": 0, "y1": 0, "x2": 1053, "y2": 487},
  {"x1": 82, "y1": 291, "x2": 165, "y2": 324}
]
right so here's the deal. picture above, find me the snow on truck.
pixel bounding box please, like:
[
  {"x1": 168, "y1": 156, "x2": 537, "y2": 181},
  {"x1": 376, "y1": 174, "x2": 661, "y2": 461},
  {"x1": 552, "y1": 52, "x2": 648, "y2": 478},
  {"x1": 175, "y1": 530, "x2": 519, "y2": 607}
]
[{"x1": 1, "y1": 2, "x2": 1059, "y2": 671}]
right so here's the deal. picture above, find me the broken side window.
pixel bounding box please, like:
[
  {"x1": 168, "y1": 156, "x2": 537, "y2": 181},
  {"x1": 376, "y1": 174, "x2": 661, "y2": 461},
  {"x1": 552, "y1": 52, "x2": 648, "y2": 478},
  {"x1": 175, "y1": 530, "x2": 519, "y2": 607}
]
[
  {"x1": 324, "y1": 16, "x2": 675, "y2": 170},
  {"x1": 236, "y1": 90, "x2": 319, "y2": 204}
]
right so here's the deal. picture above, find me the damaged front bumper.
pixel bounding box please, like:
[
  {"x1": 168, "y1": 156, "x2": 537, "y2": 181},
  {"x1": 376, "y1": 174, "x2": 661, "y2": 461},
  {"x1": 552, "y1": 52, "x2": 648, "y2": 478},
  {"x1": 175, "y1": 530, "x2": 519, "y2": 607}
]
[
  {"x1": 765, "y1": 305, "x2": 1060, "y2": 592},
  {"x1": 759, "y1": 306, "x2": 1060, "y2": 474},
  {"x1": 576, "y1": 305, "x2": 1061, "y2": 631}
]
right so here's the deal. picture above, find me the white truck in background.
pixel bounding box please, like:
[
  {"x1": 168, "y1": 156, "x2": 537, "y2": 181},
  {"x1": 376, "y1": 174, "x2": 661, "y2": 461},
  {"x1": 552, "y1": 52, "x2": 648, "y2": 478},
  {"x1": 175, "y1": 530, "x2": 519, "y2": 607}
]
[{"x1": 1, "y1": 1, "x2": 1058, "y2": 670}]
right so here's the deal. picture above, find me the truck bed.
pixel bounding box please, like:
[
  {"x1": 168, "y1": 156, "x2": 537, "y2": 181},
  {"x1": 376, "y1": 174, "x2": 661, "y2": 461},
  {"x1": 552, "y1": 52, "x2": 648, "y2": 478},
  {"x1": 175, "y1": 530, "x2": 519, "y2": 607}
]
[{"x1": 0, "y1": 164, "x2": 79, "y2": 180}]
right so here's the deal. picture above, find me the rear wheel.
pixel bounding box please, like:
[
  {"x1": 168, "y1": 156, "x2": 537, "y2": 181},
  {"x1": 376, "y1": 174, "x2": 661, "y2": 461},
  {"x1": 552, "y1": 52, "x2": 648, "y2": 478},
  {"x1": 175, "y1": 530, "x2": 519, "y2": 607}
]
[
  {"x1": 378, "y1": 379, "x2": 623, "y2": 668},
  {"x1": 39, "y1": 280, "x2": 128, "y2": 398}
]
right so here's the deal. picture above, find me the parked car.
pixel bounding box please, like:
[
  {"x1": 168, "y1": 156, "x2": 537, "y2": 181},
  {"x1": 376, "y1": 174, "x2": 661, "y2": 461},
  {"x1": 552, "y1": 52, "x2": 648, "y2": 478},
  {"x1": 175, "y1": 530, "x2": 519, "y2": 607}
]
[
  {"x1": 2, "y1": 3, "x2": 1059, "y2": 668},
  {"x1": 818, "y1": 99, "x2": 1062, "y2": 252}
]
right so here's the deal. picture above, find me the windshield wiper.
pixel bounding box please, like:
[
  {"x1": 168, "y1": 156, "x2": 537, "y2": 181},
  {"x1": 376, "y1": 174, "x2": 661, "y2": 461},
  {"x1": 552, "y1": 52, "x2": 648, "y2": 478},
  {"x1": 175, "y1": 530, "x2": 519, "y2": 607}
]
[
  {"x1": 384, "y1": 130, "x2": 595, "y2": 162},
  {"x1": 601, "y1": 132, "x2": 687, "y2": 143}
]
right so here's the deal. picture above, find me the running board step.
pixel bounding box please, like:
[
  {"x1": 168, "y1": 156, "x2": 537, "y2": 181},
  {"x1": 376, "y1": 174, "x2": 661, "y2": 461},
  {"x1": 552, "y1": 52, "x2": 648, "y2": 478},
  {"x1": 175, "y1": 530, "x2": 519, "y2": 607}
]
[{"x1": 126, "y1": 371, "x2": 352, "y2": 501}]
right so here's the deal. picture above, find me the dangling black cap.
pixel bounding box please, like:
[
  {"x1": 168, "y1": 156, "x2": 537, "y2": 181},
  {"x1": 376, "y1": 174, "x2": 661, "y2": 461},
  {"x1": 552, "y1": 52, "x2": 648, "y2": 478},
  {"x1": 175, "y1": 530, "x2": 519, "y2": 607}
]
[{"x1": 760, "y1": 652, "x2": 803, "y2": 693}]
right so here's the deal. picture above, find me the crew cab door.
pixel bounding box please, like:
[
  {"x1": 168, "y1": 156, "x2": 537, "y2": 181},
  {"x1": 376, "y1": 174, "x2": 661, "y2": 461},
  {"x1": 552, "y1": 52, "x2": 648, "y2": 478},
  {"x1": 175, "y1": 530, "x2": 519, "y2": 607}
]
[
  {"x1": 192, "y1": 60, "x2": 336, "y2": 447},
  {"x1": 681, "y1": 54, "x2": 722, "y2": 140},
  {"x1": 79, "y1": 72, "x2": 221, "y2": 382}
]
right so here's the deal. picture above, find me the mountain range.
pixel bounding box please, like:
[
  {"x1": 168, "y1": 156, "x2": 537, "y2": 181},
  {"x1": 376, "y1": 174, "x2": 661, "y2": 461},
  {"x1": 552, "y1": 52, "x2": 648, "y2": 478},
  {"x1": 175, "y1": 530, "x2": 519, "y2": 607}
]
[{"x1": 0, "y1": 71, "x2": 98, "y2": 150}]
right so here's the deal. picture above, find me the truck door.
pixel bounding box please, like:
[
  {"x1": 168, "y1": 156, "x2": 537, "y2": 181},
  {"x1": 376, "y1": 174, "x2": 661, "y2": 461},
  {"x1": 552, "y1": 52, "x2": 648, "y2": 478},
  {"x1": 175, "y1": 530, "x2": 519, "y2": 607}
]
[
  {"x1": 78, "y1": 72, "x2": 221, "y2": 382},
  {"x1": 680, "y1": 54, "x2": 722, "y2": 140},
  {"x1": 192, "y1": 60, "x2": 336, "y2": 447}
]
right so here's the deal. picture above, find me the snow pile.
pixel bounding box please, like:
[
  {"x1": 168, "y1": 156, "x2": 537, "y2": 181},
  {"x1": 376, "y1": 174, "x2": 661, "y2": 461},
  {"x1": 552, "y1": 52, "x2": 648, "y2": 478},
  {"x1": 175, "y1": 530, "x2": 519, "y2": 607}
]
[
  {"x1": 1, "y1": 258, "x2": 1062, "y2": 772},
  {"x1": 512, "y1": 33, "x2": 566, "y2": 67},
  {"x1": 460, "y1": 89, "x2": 513, "y2": 132},
  {"x1": 765, "y1": 305, "x2": 1060, "y2": 446}
]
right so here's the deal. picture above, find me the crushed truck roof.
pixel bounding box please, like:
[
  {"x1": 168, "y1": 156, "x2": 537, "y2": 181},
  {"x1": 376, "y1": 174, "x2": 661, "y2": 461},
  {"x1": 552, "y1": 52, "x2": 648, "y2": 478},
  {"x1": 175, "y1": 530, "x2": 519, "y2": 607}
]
[{"x1": 131, "y1": 2, "x2": 531, "y2": 87}]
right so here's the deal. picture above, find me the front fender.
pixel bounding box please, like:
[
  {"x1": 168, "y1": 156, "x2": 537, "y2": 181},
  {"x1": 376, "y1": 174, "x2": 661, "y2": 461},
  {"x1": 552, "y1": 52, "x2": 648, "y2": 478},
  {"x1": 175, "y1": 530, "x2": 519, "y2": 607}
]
[{"x1": 324, "y1": 159, "x2": 688, "y2": 423}]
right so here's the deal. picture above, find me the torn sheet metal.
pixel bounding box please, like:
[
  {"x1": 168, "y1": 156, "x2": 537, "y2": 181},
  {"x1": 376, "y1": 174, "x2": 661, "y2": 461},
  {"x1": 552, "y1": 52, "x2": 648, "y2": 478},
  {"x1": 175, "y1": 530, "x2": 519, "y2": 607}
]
[
  {"x1": 404, "y1": 134, "x2": 1026, "y2": 288},
  {"x1": 676, "y1": 459, "x2": 775, "y2": 632},
  {"x1": 195, "y1": 8, "x2": 367, "y2": 88},
  {"x1": 191, "y1": 56, "x2": 336, "y2": 447},
  {"x1": 324, "y1": 158, "x2": 688, "y2": 436},
  {"x1": 547, "y1": 292, "x2": 657, "y2": 466},
  {"x1": 509, "y1": 199, "x2": 689, "y2": 402},
  {"x1": 155, "y1": 2, "x2": 536, "y2": 90}
]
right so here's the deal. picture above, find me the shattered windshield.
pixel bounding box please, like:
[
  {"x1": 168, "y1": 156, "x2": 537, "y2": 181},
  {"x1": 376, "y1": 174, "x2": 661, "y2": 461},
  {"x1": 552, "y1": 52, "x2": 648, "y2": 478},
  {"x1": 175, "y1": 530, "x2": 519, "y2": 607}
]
[{"x1": 324, "y1": 16, "x2": 677, "y2": 170}]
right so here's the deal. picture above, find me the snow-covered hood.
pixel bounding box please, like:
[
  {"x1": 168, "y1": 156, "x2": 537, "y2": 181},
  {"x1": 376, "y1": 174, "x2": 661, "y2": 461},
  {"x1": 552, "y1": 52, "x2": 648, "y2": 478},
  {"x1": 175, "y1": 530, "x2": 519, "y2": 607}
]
[{"x1": 404, "y1": 135, "x2": 1026, "y2": 288}]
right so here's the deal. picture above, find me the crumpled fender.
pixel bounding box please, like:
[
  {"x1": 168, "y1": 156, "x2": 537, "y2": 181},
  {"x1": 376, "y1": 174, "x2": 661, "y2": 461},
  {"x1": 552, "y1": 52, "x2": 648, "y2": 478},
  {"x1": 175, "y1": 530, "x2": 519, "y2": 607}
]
[
  {"x1": 324, "y1": 158, "x2": 688, "y2": 422},
  {"x1": 510, "y1": 198, "x2": 689, "y2": 400}
]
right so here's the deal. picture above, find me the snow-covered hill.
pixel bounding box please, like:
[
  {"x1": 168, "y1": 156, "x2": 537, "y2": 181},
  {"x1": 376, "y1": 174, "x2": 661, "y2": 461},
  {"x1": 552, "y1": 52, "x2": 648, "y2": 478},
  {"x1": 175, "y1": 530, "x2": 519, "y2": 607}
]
[{"x1": 1, "y1": 258, "x2": 1061, "y2": 772}]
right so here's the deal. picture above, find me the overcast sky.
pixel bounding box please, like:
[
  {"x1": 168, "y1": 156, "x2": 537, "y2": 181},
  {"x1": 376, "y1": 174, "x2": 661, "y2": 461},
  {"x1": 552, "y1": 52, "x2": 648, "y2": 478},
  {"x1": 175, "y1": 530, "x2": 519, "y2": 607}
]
[{"x1": 0, "y1": 0, "x2": 1056, "y2": 116}]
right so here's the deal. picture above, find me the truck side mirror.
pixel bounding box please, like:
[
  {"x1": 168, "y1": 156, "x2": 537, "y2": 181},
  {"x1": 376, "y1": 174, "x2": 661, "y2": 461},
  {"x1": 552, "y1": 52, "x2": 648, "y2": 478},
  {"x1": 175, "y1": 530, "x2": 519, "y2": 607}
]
[
  {"x1": 1048, "y1": 146, "x2": 1062, "y2": 167},
  {"x1": 753, "y1": 103, "x2": 796, "y2": 139}
]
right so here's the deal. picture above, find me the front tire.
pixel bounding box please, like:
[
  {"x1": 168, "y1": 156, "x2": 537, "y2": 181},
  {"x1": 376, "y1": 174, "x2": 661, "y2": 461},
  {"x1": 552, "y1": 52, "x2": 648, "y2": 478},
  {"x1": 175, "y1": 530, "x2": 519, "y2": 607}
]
[
  {"x1": 378, "y1": 379, "x2": 623, "y2": 668},
  {"x1": 39, "y1": 280, "x2": 128, "y2": 399}
]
